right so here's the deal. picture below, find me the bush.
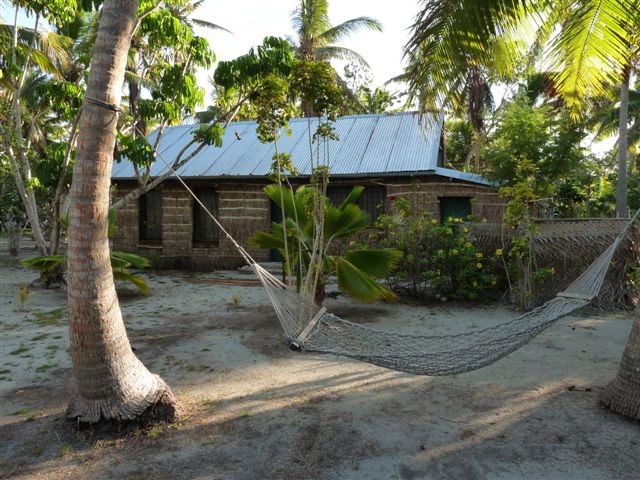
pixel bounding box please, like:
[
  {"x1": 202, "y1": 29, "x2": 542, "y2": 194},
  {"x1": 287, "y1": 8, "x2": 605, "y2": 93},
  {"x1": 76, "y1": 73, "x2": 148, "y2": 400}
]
[{"x1": 373, "y1": 213, "x2": 498, "y2": 301}]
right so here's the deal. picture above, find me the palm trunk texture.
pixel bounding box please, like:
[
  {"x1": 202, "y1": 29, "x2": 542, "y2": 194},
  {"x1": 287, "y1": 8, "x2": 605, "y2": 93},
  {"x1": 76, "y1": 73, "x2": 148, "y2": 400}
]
[
  {"x1": 600, "y1": 306, "x2": 640, "y2": 420},
  {"x1": 615, "y1": 69, "x2": 629, "y2": 218},
  {"x1": 66, "y1": 0, "x2": 176, "y2": 424}
]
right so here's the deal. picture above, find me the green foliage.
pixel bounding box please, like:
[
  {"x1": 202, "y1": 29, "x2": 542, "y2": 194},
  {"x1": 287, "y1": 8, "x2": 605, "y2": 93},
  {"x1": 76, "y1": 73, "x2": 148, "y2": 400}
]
[
  {"x1": 21, "y1": 210, "x2": 150, "y2": 294},
  {"x1": 213, "y1": 36, "x2": 296, "y2": 98},
  {"x1": 192, "y1": 123, "x2": 224, "y2": 147},
  {"x1": 444, "y1": 118, "x2": 474, "y2": 170},
  {"x1": 253, "y1": 74, "x2": 295, "y2": 143},
  {"x1": 0, "y1": 159, "x2": 23, "y2": 223},
  {"x1": 20, "y1": 254, "x2": 66, "y2": 286},
  {"x1": 373, "y1": 213, "x2": 497, "y2": 301},
  {"x1": 358, "y1": 86, "x2": 396, "y2": 113},
  {"x1": 115, "y1": 133, "x2": 155, "y2": 167},
  {"x1": 251, "y1": 184, "x2": 402, "y2": 303},
  {"x1": 499, "y1": 160, "x2": 556, "y2": 310},
  {"x1": 21, "y1": 252, "x2": 151, "y2": 295},
  {"x1": 16, "y1": 284, "x2": 34, "y2": 310},
  {"x1": 290, "y1": 60, "x2": 343, "y2": 120},
  {"x1": 553, "y1": 155, "x2": 619, "y2": 218},
  {"x1": 483, "y1": 96, "x2": 586, "y2": 190},
  {"x1": 16, "y1": 0, "x2": 78, "y2": 27}
]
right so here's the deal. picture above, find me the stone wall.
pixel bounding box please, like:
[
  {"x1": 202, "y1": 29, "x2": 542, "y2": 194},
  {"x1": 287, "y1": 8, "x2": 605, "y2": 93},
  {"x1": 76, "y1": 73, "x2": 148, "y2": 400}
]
[
  {"x1": 112, "y1": 181, "x2": 270, "y2": 270},
  {"x1": 112, "y1": 175, "x2": 503, "y2": 270}
]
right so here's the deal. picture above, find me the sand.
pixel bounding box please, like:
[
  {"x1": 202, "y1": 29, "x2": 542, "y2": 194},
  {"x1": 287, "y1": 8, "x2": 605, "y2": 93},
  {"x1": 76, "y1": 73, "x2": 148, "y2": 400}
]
[{"x1": 0, "y1": 241, "x2": 638, "y2": 480}]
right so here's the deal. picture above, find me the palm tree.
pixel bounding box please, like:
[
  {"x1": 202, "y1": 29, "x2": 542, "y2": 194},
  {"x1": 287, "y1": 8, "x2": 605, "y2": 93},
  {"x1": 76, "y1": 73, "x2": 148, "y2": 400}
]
[
  {"x1": 291, "y1": 0, "x2": 382, "y2": 65},
  {"x1": 66, "y1": 0, "x2": 176, "y2": 424},
  {"x1": 405, "y1": 0, "x2": 639, "y2": 200},
  {"x1": 290, "y1": 0, "x2": 382, "y2": 115},
  {"x1": 251, "y1": 184, "x2": 402, "y2": 305},
  {"x1": 600, "y1": 306, "x2": 640, "y2": 419}
]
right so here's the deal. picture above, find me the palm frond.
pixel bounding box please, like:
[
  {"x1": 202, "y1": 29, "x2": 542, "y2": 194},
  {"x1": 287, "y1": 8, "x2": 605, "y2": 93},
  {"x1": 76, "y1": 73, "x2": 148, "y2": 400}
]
[
  {"x1": 404, "y1": 0, "x2": 531, "y2": 113},
  {"x1": 291, "y1": 0, "x2": 331, "y2": 40},
  {"x1": 345, "y1": 249, "x2": 403, "y2": 278},
  {"x1": 316, "y1": 45, "x2": 370, "y2": 67},
  {"x1": 544, "y1": 0, "x2": 636, "y2": 116},
  {"x1": 318, "y1": 16, "x2": 382, "y2": 44},
  {"x1": 335, "y1": 257, "x2": 397, "y2": 303},
  {"x1": 192, "y1": 18, "x2": 232, "y2": 33}
]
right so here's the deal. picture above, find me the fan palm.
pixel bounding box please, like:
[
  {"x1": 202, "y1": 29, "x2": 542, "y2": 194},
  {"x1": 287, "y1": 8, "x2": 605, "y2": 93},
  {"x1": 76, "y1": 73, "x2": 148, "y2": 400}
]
[{"x1": 251, "y1": 185, "x2": 402, "y2": 305}]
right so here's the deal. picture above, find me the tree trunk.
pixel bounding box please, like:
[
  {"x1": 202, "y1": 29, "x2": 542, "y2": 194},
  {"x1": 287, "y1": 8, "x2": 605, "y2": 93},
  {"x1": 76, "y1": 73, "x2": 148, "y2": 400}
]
[
  {"x1": 600, "y1": 306, "x2": 640, "y2": 420},
  {"x1": 615, "y1": 68, "x2": 629, "y2": 218},
  {"x1": 66, "y1": 0, "x2": 176, "y2": 425}
]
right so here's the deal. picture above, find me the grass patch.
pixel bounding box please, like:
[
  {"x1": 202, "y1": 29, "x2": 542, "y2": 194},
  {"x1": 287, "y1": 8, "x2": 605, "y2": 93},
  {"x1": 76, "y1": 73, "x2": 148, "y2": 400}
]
[
  {"x1": 33, "y1": 308, "x2": 66, "y2": 326},
  {"x1": 31, "y1": 333, "x2": 50, "y2": 341},
  {"x1": 60, "y1": 443, "x2": 73, "y2": 457},
  {"x1": 146, "y1": 425, "x2": 164, "y2": 440},
  {"x1": 0, "y1": 368, "x2": 11, "y2": 375},
  {"x1": 14, "y1": 408, "x2": 41, "y2": 421},
  {"x1": 35, "y1": 363, "x2": 56, "y2": 373},
  {"x1": 9, "y1": 345, "x2": 28, "y2": 355}
]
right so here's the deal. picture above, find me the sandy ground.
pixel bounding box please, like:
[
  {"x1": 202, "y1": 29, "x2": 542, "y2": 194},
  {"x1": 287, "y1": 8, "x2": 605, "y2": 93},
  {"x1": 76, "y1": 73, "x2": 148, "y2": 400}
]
[{"x1": 0, "y1": 241, "x2": 638, "y2": 480}]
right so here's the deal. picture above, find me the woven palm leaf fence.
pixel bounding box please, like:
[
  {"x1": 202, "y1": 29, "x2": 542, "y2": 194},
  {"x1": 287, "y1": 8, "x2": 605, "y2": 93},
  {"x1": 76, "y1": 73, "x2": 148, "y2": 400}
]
[{"x1": 471, "y1": 218, "x2": 640, "y2": 310}]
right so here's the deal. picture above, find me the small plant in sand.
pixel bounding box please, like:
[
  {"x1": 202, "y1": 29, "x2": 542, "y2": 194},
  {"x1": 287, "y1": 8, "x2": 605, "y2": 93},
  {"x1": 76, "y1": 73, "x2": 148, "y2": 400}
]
[
  {"x1": 230, "y1": 293, "x2": 241, "y2": 309},
  {"x1": 16, "y1": 284, "x2": 33, "y2": 311}
]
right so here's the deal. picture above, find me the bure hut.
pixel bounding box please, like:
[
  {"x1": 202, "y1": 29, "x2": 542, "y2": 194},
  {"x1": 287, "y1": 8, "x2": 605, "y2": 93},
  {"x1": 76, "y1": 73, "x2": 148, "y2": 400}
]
[{"x1": 110, "y1": 112, "x2": 504, "y2": 270}]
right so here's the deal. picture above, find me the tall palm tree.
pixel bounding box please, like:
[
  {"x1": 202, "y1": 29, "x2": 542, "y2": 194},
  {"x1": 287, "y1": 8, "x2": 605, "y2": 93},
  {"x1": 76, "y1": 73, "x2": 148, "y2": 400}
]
[
  {"x1": 405, "y1": 0, "x2": 640, "y2": 419},
  {"x1": 290, "y1": 0, "x2": 382, "y2": 116},
  {"x1": 66, "y1": 0, "x2": 176, "y2": 424},
  {"x1": 291, "y1": 0, "x2": 382, "y2": 65}
]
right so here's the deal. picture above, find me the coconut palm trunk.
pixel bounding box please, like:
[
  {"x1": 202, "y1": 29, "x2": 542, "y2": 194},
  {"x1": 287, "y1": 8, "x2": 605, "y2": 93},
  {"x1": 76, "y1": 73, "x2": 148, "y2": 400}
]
[
  {"x1": 600, "y1": 306, "x2": 640, "y2": 420},
  {"x1": 66, "y1": 0, "x2": 176, "y2": 424},
  {"x1": 616, "y1": 67, "x2": 630, "y2": 218}
]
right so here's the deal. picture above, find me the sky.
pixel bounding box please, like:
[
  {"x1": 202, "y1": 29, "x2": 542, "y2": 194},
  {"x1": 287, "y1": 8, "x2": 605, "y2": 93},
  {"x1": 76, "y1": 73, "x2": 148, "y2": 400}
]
[{"x1": 192, "y1": 0, "x2": 420, "y2": 97}]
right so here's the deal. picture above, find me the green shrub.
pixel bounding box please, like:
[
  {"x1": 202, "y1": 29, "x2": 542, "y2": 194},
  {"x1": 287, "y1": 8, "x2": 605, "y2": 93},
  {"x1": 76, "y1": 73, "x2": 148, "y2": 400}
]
[
  {"x1": 373, "y1": 213, "x2": 498, "y2": 301},
  {"x1": 21, "y1": 251, "x2": 150, "y2": 295}
]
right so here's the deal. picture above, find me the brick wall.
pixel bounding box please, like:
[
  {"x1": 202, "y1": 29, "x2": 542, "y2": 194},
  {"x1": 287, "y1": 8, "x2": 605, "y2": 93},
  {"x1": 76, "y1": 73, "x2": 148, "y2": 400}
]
[
  {"x1": 112, "y1": 176, "x2": 504, "y2": 270},
  {"x1": 111, "y1": 181, "x2": 270, "y2": 270},
  {"x1": 385, "y1": 177, "x2": 504, "y2": 222}
]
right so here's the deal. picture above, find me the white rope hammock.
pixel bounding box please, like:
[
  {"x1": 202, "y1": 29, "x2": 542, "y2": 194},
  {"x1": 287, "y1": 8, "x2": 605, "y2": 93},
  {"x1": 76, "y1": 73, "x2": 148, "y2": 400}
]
[{"x1": 146, "y1": 142, "x2": 639, "y2": 376}]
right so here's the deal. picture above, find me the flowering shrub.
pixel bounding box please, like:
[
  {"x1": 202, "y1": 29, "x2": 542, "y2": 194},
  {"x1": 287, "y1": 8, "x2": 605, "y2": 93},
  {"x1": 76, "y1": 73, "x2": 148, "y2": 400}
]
[{"x1": 373, "y1": 213, "x2": 498, "y2": 301}]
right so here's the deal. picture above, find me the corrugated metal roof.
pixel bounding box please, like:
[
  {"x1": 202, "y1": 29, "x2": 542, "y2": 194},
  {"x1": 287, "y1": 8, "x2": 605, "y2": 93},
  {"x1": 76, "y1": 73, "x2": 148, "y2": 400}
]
[{"x1": 112, "y1": 112, "x2": 491, "y2": 186}]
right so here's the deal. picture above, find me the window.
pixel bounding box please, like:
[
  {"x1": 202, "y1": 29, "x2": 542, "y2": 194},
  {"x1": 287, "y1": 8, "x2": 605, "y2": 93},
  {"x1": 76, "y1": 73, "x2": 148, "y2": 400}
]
[
  {"x1": 193, "y1": 188, "x2": 219, "y2": 245},
  {"x1": 327, "y1": 185, "x2": 385, "y2": 221},
  {"x1": 139, "y1": 190, "x2": 162, "y2": 243},
  {"x1": 440, "y1": 197, "x2": 472, "y2": 222}
]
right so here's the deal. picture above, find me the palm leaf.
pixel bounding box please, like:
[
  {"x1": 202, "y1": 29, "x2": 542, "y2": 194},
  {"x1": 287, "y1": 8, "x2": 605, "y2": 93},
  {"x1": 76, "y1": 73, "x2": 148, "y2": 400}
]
[
  {"x1": 544, "y1": 0, "x2": 636, "y2": 116},
  {"x1": 324, "y1": 203, "x2": 370, "y2": 239},
  {"x1": 335, "y1": 257, "x2": 397, "y2": 303},
  {"x1": 339, "y1": 185, "x2": 364, "y2": 209},
  {"x1": 113, "y1": 270, "x2": 150, "y2": 295},
  {"x1": 111, "y1": 251, "x2": 150, "y2": 269},
  {"x1": 192, "y1": 18, "x2": 232, "y2": 33},
  {"x1": 21, "y1": 255, "x2": 66, "y2": 273},
  {"x1": 318, "y1": 16, "x2": 382, "y2": 44},
  {"x1": 345, "y1": 249, "x2": 403, "y2": 278},
  {"x1": 315, "y1": 45, "x2": 370, "y2": 67}
]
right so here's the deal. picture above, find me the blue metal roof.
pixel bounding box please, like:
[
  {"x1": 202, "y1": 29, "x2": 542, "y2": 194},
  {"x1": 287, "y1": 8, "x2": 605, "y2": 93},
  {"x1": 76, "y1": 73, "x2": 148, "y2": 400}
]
[{"x1": 111, "y1": 112, "x2": 491, "y2": 186}]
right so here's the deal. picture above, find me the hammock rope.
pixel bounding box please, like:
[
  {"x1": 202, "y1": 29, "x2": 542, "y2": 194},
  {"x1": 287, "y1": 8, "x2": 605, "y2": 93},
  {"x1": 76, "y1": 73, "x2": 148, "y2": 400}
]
[{"x1": 143, "y1": 135, "x2": 639, "y2": 376}]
